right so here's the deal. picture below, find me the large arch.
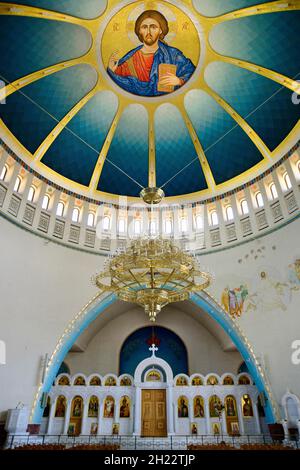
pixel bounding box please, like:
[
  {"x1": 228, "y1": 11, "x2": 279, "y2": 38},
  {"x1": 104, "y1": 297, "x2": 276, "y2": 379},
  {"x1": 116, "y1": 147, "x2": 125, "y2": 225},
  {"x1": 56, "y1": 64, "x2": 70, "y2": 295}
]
[{"x1": 31, "y1": 290, "x2": 278, "y2": 424}]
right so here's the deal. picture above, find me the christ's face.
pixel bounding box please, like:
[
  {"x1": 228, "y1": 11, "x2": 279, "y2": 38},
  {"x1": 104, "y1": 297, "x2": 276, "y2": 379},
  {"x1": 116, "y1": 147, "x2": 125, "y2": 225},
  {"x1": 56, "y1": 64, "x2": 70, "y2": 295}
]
[{"x1": 139, "y1": 18, "x2": 162, "y2": 46}]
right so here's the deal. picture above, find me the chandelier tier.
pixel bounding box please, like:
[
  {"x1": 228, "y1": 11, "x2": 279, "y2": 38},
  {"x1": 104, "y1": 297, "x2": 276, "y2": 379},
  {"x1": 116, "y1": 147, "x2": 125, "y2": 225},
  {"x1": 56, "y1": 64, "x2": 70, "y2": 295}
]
[{"x1": 93, "y1": 238, "x2": 211, "y2": 322}]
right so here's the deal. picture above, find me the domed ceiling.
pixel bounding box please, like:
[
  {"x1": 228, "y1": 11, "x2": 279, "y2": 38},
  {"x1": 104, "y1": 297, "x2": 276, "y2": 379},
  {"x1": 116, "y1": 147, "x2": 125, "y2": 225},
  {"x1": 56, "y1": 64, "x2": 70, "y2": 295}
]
[{"x1": 0, "y1": 0, "x2": 299, "y2": 200}]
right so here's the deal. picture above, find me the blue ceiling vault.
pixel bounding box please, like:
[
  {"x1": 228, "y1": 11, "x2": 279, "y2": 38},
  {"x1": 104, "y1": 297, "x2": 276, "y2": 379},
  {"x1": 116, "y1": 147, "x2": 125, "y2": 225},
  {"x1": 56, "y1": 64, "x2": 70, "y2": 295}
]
[{"x1": 0, "y1": 1, "x2": 299, "y2": 198}]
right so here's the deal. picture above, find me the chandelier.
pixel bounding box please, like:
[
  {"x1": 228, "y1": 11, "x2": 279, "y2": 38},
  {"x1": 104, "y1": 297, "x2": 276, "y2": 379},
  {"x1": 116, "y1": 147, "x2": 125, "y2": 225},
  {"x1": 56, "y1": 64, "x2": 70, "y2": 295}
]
[{"x1": 93, "y1": 237, "x2": 211, "y2": 322}]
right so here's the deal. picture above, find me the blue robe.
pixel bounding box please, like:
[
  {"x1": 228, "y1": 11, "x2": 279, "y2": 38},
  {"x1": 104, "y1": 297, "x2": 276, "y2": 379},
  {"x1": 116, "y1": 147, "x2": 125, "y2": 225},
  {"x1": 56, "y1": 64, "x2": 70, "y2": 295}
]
[{"x1": 107, "y1": 41, "x2": 196, "y2": 96}]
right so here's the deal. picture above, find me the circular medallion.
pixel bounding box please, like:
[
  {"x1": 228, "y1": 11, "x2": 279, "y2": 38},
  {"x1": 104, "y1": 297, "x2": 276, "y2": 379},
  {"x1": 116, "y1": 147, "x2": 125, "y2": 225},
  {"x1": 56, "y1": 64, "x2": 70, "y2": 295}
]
[{"x1": 100, "y1": 1, "x2": 201, "y2": 98}]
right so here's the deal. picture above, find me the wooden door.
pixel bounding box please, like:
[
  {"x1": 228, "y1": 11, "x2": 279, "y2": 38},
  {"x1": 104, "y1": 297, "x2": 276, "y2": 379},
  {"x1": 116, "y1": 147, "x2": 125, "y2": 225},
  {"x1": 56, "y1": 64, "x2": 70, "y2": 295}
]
[{"x1": 141, "y1": 389, "x2": 167, "y2": 437}]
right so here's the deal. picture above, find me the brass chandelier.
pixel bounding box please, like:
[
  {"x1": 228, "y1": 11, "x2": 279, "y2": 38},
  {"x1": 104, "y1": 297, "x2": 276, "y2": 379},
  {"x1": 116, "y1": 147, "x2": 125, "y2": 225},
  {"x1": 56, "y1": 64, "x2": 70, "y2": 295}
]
[{"x1": 93, "y1": 237, "x2": 211, "y2": 322}]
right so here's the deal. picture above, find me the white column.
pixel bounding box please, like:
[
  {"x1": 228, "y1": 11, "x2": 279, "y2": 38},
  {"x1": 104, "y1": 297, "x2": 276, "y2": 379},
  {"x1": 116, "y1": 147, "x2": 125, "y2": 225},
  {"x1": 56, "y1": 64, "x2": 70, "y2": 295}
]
[
  {"x1": 243, "y1": 187, "x2": 256, "y2": 232},
  {"x1": 253, "y1": 400, "x2": 261, "y2": 434},
  {"x1": 47, "y1": 190, "x2": 62, "y2": 235},
  {"x1": 215, "y1": 200, "x2": 227, "y2": 244},
  {"x1": 1, "y1": 162, "x2": 21, "y2": 211},
  {"x1": 203, "y1": 205, "x2": 211, "y2": 249},
  {"x1": 17, "y1": 172, "x2": 35, "y2": 216},
  {"x1": 204, "y1": 398, "x2": 210, "y2": 434},
  {"x1": 271, "y1": 169, "x2": 290, "y2": 217},
  {"x1": 80, "y1": 401, "x2": 89, "y2": 435},
  {"x1": 63, "y1": 400, "x2": 72, "y2": 435},
  {"x1": 230, "y1": 194, "x2": 243, "y2": 239},
  {"x1": 167, "y1": 385, "x2": 175, "y2": 435},
  {"x1": 62, "y1": 196, "x2": 75, "y2": 243},
  {"x1": 0, "y1": 148, "x2": 9, "y2": 175},
  {"x1": 47, "y1": 399, "x2": 57, "y2": 435},
  {"x1": 31, "y1": 182, "x2": 47, "y2": 230},
  {"x1": 257, "y1": 180, "x2": 273, "y2": 225},
  {"x1": 133, "y1": 386, "x2": 141, "y2": 436},
  {"x1": 98, "y1": 398, "x2": 105, "y2": 435},
  {"x1": 236, "y1": 401, "x2": 245, "y2": 435},
  {"x1": 283, "y1": 159, "x2": 300, "y2": 206}
]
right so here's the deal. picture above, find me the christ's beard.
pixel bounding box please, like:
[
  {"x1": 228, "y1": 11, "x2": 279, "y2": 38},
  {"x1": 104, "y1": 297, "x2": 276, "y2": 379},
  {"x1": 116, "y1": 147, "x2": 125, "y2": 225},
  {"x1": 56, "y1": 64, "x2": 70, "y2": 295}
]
[{"x1": 142, "y1": 33, "x2": 159, "y2": 46}]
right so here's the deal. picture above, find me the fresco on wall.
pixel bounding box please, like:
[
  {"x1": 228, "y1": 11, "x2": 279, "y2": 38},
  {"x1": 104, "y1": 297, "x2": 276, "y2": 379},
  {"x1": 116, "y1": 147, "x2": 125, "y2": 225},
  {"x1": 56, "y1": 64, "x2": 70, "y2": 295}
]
[
  {"x1": 221, "y1": 285, "x2": 251, "y2": 317},
  {"x1": 287, "y1": 258, "x2": 300, "y2": 288},
  {"x1": 221, "y1": 259, "x2": 300, "y2": 317}
]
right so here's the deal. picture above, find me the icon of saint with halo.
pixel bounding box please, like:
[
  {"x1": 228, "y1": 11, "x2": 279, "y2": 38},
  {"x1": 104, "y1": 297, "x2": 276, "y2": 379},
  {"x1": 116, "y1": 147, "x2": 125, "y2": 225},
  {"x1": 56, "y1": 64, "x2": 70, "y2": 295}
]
[{"x1": 107, "y1": 10, "x2": 196, "y2": 96}]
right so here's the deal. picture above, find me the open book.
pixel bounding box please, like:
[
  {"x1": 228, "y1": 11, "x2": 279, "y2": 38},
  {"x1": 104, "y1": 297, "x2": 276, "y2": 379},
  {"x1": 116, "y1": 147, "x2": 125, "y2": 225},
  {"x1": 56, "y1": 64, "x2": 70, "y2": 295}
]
[{"x1": 157, "y1": 63, "x2": 177, "y2": 93}]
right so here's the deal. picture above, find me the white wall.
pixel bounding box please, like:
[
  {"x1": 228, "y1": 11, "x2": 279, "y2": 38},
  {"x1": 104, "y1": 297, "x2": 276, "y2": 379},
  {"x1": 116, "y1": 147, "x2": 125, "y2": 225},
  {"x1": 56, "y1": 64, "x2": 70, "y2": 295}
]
[{"x1": 0, "y1": 215, "x2": 300, "y2": 423}]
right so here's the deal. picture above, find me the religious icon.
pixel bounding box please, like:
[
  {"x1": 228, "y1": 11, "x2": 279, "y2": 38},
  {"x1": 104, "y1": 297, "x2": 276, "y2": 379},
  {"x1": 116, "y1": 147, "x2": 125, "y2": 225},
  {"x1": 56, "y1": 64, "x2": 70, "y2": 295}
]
[
  {"x1": 191, "y1": 423, "x2": 197, "y2": 435},
  {"x1": 119, "y1": 396, "x2": 130, "y2": 418},
  {"x1": 242, "y1": 395, "x2": 254, "y2": 417},
  {"x1": 67, "y1": 423, "x2": 75, "y2": 436},
  {"x1": 74, "y1": 376, "x2": 85, "y2": 386},
  {"x1": 212, "y1": 422, "x2": 221, "y2": 436},
  {"x1": 105, "y1": 376, "x2": 117, "y2": 386},
  {"x1": 104, "y1": 396, "x2": 115, "y2": 418},
  {"x1": 238, "y1": 375, "x2": 250, "y2": 385},
  {"x1": 209, "y1": 395, "x2": 222, "y2": 418},
  {"x1": 192, "y1": 376, "x2": 203, "y2": 386},
  {"x1": 193, "y1": 396, "x2": 205, "y2": 418},
  {"x1": 55, "y1": 395, "x2": 66, "y2": 418},
  {"x1": 221, "y1": 285, "x2": 249, "y2": 317},
  {"x1": 58, "y1": 375, "x2": 70, "y2": 386},
  {"x1": 72, "y1": 397, "x2": 83, "y2": 418},
  {"x1": 178, "y1": 396, "x2": 189, "y2": 418},
  {"x1": 112, "y1": 423, "x2": 119, "y2": 435},
  {"x1": 207, "y1": 375, "x2": 218, "y2": 385},
  {"x1": 107, "y1": 10, "x2": 196, "y2": 97},
  {"x1": 146, "y1": 370, "x2": 161, "y2": 381},
  {"x1": 225, "y1": 396, "x2": 237, "y2": 417},
  {"x1": 230, "y1": 422, "x2": 240, "y2": 435},
  {"x1": 223, "y1": 376, "x2": 234, "y2": 385},
  {"x1": 88, "y1": 396, "x2": 99, "y2": 418},
  {"x1": 89, "y1": 376, "x2": 101, "y2": 386},
  {"x1": 120, "y1": 376, "x2": 132, "y2": 386},
  {"x1": 90, "y1": 423, "x2": 98, "y2": 435},
  {"x1": 176, "y1": 376, "x2": 188, "y2": 386}
]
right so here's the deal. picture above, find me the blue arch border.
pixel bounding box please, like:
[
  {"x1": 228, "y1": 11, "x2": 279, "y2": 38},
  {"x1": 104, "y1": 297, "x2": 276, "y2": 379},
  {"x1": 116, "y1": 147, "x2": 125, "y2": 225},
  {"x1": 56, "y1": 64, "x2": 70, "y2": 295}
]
[{"x1": 31, "y1": 291, "x2": 277, "y2": 424}]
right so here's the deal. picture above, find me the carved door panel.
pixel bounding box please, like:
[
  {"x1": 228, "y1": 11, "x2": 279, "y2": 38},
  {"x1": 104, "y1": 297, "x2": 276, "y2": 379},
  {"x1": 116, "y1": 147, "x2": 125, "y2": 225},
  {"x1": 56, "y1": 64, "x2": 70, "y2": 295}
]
[{"x1": 142, "y1": 390, "x2": 167, "y2": 437}]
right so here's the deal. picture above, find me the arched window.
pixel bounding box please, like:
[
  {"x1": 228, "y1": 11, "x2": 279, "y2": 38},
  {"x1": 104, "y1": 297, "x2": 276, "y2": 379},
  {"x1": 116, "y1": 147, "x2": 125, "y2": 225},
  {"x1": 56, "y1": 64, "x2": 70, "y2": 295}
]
[
  {"x1": 240, "y1": 199, "x2": 249, "y2": 215},
  {"x1": 103, "y1": 215, "x2": 111, "y2": 231},
  {"x1": 118, "y1": 218, "x2": 126, "y2": 233},
  {"x1": 134, "y1": 219, "x2": 141, "y2": 234},
  {"x1": 269, "y1": 182, "x2": 278, "y2": 200},
  {"x1": 255, "y1": 191, "x2": 264, "y2": 208},
  {"x1": 195, "y1": 214, "x2": 203, "y2": 230},
  {"x1": 72, "y1": 207, "x2": 80, "y2": 223},
  {"x1": 87, "y1": 212, "x2": 95, "y2": 227},
  {"x1": 56, "y1": 201, "x2": 65, "y2": 217},
  {"x1": 165, "y1": 218, "x2": 172, "y2": 234},
  {"x1": 27, "y1": 185, "x2": 35, "y2": 202},
  {"x1": 210, "y1": 210, "x2": 218, "y2": 226},
  {"x1": 42, "y1": 194, "x2": 50, "y2": 211},
  {"x1": 283, "y1": 172, "x2": 292, "y2": 190},
  {"x1": 0, "y1": 164, "x2": 8, "y2": 181},
  {"x1": 13, "y1": 175, "x2": 22, "y2": 193},
  {"x1": 225, "y1": 206, "x2": 234, "y2": 221},
  {"x1": 180, "y1": 217, "x2": 188, "y2": 232}
]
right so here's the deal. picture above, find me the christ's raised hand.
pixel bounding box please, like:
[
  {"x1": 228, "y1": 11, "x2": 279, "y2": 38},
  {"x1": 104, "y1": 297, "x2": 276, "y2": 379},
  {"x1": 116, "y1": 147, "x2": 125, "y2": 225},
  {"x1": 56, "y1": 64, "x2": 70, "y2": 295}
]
[{"x1": 108, "y1": 50, "x2": 120, "y2": 72}]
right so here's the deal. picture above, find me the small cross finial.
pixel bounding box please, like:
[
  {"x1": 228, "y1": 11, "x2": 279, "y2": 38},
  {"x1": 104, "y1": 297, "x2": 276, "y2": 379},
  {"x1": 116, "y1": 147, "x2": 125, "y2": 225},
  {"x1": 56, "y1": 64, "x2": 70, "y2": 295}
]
[{"x1": 149, "y1": 343, "x2": 158, "y2": 356}]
